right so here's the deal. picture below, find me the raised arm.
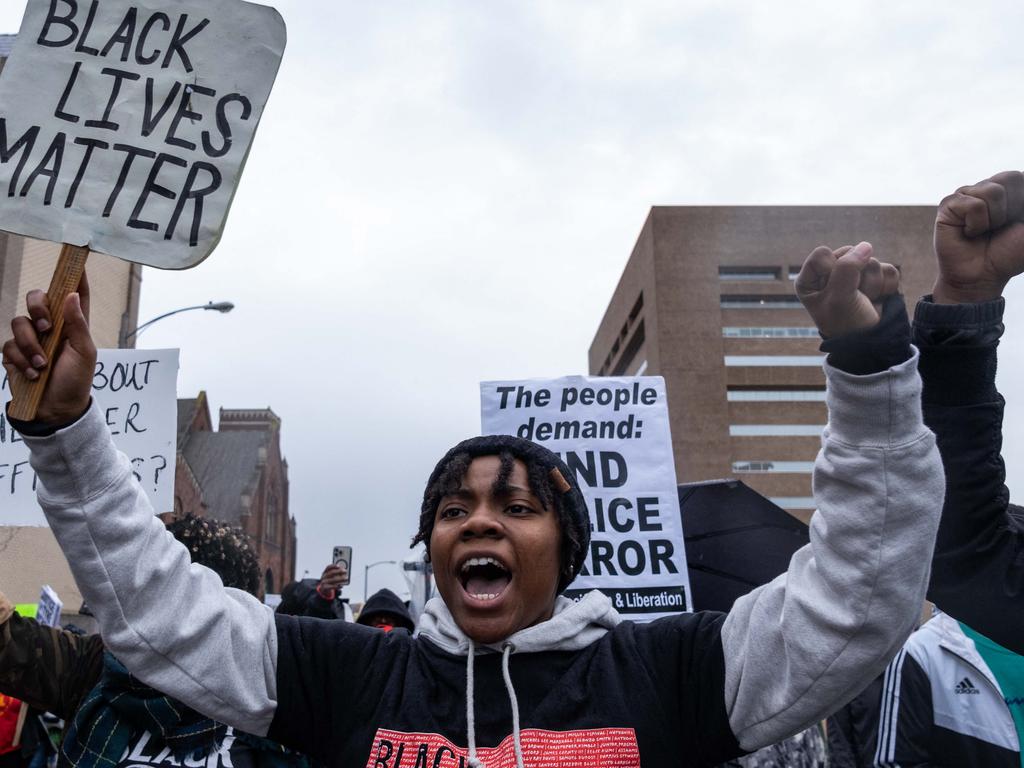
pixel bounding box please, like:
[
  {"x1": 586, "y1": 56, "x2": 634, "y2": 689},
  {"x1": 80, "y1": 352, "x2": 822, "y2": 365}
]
[
  {"x1": 2, "y1": 285, "x2": 279, "y2": 736},
  {"x1": 720, "y1": 243, "x2": 944, "y2": 750},
  {"x1": 0, "y1": 590, "x2": 103, "y2": 720},
  {"x1": 918, "y1": 170, "x2": 1024, "y2": 653}
]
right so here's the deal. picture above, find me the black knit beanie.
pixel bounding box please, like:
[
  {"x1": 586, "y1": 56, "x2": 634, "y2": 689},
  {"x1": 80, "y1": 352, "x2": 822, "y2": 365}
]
[{"x1": 420, "y1": 435, "x2": 591, "y2": 592}]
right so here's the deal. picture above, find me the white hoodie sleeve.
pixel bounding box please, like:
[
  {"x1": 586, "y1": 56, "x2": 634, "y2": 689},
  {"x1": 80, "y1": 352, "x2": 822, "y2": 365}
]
[
  {"x1": 721, "y1": 349, "x2": 943, "y2": 751},
  {"x1": 19, "y1": 404, "x2": 279, "y2": 736}
]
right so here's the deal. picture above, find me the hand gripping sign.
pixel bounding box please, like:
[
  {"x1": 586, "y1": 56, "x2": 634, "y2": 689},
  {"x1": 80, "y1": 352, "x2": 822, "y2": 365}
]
[{"x1": 0, "y1": 0, "x2": 286, "y2": 419}]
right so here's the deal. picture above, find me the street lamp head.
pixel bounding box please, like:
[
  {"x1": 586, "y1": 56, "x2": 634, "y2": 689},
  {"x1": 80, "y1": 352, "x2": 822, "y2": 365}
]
[{"x1": 206, "y1": 301, "x2": 235, "y2": 313}]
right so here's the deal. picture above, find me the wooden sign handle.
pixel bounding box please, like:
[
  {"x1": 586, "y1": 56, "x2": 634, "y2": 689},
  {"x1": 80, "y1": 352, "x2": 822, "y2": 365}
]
[{"x1": 7, "y1": 243, "x2": 90, "y2": 422}]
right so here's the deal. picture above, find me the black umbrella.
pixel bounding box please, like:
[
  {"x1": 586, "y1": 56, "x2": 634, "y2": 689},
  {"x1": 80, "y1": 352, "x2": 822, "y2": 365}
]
[{"x1": 679, "y1": 479, "x2": 810, "y2": 613}]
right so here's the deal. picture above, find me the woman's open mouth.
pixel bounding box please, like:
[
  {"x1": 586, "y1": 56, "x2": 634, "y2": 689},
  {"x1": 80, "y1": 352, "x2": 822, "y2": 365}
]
[{"x1": 458, "y1": 556, "x2": 512, "y2": 602}]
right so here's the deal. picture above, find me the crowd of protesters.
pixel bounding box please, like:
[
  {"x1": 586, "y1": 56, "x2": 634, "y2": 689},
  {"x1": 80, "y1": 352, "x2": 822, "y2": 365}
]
[{"x1": 1, "y1": 170, "x2": 1023, "y2": 767}]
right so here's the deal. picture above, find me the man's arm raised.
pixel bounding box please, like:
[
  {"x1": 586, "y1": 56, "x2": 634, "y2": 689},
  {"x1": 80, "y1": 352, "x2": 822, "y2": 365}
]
[
  {"x1": 919, "y1": 169, "x2": 1024, "y2": 653},
  {"x1": 2, "y1": 284, "x2": 280, "y2": 736}
]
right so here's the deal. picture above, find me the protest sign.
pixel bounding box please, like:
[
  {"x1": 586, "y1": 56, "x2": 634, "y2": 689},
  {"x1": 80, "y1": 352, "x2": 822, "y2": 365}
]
[
  {"x1": 1, "y1": 348, "x2": 179, "y2": 520},
  {"x1": 36, "y1": 585, "x2": 62, "y2": 627},
  {"x1": 0, "y1": 0, "x2": 286, "y2": 268},
  {"x1": 481, "y1": 376, "x2": 693, "y2": 620}
]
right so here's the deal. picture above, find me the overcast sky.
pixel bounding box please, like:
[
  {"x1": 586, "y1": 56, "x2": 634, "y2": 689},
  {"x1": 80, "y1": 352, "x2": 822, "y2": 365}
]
[{"x1": 3, "y1": 0, "x2": 1024, "y2": 601}]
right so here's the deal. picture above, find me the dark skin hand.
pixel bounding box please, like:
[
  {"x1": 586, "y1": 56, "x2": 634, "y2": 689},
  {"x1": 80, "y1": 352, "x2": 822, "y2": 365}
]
[
  {"x1": 931, "y1": 170, "x2": 1024, "y2": 304},
  {"x1": 317, "y1": 563, "x2": 348, "y2": 597},
  {"x1": 795, "y1": 241, "x2": 901, "y2": 337},
  {"x1": 2, "y1": 272, "x2": 95, "y2": 425}
]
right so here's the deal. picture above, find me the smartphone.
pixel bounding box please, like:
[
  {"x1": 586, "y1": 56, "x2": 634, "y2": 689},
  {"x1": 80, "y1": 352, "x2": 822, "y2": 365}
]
[{"x1": 332, "y1": 546, "x2": 352, "y2": 586}]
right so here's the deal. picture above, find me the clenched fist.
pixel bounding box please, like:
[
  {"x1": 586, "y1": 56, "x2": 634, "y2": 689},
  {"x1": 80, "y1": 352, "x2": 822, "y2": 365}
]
[
  {"x1": 795, "y1": 242, "x2": 901, "y2": 338},
  {"x1": 933, "y1": 170, "x2": 1024, "y2": 304},
  {"x1": 2, "y1": 273, "x2": 96, "y2": 425}
]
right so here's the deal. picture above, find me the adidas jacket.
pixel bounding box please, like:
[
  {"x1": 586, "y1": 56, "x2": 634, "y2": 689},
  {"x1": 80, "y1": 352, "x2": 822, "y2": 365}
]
[{"x1": 862, "y1": 612, "x2": 1020, "y2": 767}]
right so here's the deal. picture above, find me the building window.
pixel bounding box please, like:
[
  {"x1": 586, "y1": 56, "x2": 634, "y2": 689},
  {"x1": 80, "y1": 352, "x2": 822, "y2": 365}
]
[
  {"x1": 729, "y1": 424, "x2": 825, "y2": 436},
  {"x1": 720, "y1": 294, "x2": 803, "y2": 309},
  {"x1": 722, "y1": 326, "x2": 819, "y2": 338},
  {"x1": 611, "y1": 320, "x2": 645, "y2": 376},
  {"x1": 732, "y1": 461, "x2": 815, "y2": 473},
  {"x1": 267, "y1": 493, "x2": 278, "y2": 543},
  {"x1": 719, "y1": 266, "x2": 780, "y2": 281},
  {"x1": 727, "y1": 389, "x2": 826, "y2": 401},
  {"x1": 628, "y1": 293, "x2": 644, "y2": 323},
  {"x1": 724, "y1": 355, "x2": 825, "y2": 366},
  {"x1": 770, "y1": 496, "x2": 817, "y2": 509}
]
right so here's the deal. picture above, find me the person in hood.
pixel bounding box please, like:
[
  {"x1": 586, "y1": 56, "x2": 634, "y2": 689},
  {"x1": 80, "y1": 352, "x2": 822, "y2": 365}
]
[
  {"x1": 357, "y1": 589, "x2": 414, "y2": 633},
  {"x1": 0, "y1": 515, "x2": 309, "y2": 768},
  {"x1": 3, "y1": 240, "x2": 944, "y2": 767}
]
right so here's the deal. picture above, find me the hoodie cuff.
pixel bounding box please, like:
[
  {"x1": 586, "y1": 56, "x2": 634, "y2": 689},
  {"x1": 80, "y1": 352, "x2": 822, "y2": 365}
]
[
  {"x1": 913, "y1": 297, "x2": 1002, "y2": 406},
  {"x1": 819, "y1": 295, "x2": 912, "y2": 376},
  {"x1": 20, "y1": 399, "x2": 126, "y2": 504},
  {"x1": 824, "y1": 347, "x2": 926, "y2": 448}
]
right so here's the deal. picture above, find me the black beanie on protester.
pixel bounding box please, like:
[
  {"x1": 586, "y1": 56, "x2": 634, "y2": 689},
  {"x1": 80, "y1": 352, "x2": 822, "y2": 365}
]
[{"x1": 421, "y1": 434, "x2": 591, "y2": 593}]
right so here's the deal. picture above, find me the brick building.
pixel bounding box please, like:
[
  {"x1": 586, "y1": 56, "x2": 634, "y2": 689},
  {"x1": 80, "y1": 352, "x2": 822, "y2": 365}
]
[
  {"x1": 590, "y1": 206, "x2": 937, "y2": 520},
  {"x1": 0, "y1": 34, "x2": 143, "y2": 349},
  {"x1": 175, "y1": 392, "x2": 297, "y2": 594}
]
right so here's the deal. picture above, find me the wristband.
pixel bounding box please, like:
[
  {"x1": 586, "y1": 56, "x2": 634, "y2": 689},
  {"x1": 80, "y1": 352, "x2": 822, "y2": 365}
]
[{"x1": 315, "y1": 584, "x2": 336, "y2": 601}]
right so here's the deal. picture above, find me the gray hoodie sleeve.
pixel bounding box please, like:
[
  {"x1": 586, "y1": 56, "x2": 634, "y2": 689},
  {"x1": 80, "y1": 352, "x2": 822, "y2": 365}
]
[
  {"x1": 721, "y1": 349, "x2": 943, "y2": 751},
  {"x1": 19, "y1": 403, "x2": 278, "y2": 736}
]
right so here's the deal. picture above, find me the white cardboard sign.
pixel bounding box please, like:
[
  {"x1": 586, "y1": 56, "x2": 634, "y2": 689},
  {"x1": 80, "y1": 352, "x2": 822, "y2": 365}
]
[
  {"x1": 1, "y1": 348, "x2": 179, "y2": 518},
  {"x1": 481, "y1": 375, "x2": 693, "y2": 620},
  {"x1": 0, "y1": 0, "x2": 286, "y2": 268}
]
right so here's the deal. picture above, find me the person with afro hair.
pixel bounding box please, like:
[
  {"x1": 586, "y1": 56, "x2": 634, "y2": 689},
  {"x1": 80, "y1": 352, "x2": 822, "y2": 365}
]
[
  {"x1": 0, "y1": 515, "x2": 308, "y2": 768},
  {"x1": 7, "y1": 237, "x2": 945, "y2": 766}
]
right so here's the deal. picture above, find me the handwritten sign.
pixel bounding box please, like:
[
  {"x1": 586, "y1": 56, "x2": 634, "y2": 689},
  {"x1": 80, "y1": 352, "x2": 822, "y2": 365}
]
[
  {"x1": 0, "y1": 0, "x2": 286, "y2": 268},
  {"x1": 1, "y1": 348, "x2": 179, "y2": 519},
  {"x1": 481, "y1": 376, "x2": 693, "y2": 620}
]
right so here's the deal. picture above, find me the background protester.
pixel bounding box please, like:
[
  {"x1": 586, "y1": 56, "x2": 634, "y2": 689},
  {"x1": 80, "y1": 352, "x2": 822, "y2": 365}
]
[
  {"x1": 847, "y1": 612, "x2": 1023, "y2": 767},
  {"x1": 356, "y1": 589, "x2": 414, "y2": 633},
  {"x1": 0, "y1": 516, "x2": 307, "y2": 768},
  {"x1": 276, "y1": 564, "x2": 353, "y2": 621},
  {"x1": 916, "y1": 170, "x2": 1024, "y2": 654}
]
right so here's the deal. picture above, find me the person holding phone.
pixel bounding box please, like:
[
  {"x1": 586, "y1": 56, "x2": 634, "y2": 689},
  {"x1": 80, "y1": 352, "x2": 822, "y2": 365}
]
[{"x1": 276, "y1": 563, "x2": 354, "y2": 622}]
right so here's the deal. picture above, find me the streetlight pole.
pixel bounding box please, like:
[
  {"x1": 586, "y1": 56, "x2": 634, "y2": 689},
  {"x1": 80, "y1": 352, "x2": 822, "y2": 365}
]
[
  {"x1": 123, "y1": 301, "x2": 235, "y2": 345},
  {"x1": 364, "y1": 560, "x2": 397, "y2": 602}
]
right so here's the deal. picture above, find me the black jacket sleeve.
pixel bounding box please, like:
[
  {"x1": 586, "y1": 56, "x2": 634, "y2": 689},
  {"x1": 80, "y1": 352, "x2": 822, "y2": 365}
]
[
  {"x1": 914, "y1": 297, "x2": 1024, "y2": 654},
  {"x1": 0, "y1": 594, "x2": 104, "y2": 720},
  {"x1": 854, "y1": 650, "x2": 933, "y2": 767}
]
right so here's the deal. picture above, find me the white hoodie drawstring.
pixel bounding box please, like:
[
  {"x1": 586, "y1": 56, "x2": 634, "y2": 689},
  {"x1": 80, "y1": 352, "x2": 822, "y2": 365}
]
[
  {"x1": 465, "y1": 640, "x2": 526, "y2": 768},
  {"x1": 500, "y1": 643, "x2": 525, "y2": 768},
  {"x1": 466, "y1": 640, "x2": 484, "y2": 768}
]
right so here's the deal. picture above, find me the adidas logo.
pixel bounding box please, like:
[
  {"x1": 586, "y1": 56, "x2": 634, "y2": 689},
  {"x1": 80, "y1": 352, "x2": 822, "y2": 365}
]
[{"x1": 955, "y1": 677, "x2": 981, "y2": 695}]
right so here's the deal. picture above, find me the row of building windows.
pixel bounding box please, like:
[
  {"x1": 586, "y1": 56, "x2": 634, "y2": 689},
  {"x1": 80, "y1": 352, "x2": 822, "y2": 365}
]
[
  {"x1": 729, "y1": 424, "x2": 825, "y2": 436},
  {"x1": 724, "y1": 355, "x2": 825, "y2": 367},
  {"x1": 732, "y1": 461, "x2": 815, "y2": 473},
  {"x1": 726, "y1": 389, "x2": 826, "y2": 401},
  {"x1": 722, "y1": 326, "x2": 818, "y2": 338},
  {"x1": 720, "y1": 294, "x2": 803, "y2": 309}
]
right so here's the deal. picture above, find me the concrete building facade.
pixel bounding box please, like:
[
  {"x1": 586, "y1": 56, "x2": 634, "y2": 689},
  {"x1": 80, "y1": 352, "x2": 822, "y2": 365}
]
[{"x1": 590, "y1": 206, "x2": 937, "y2": 520}]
